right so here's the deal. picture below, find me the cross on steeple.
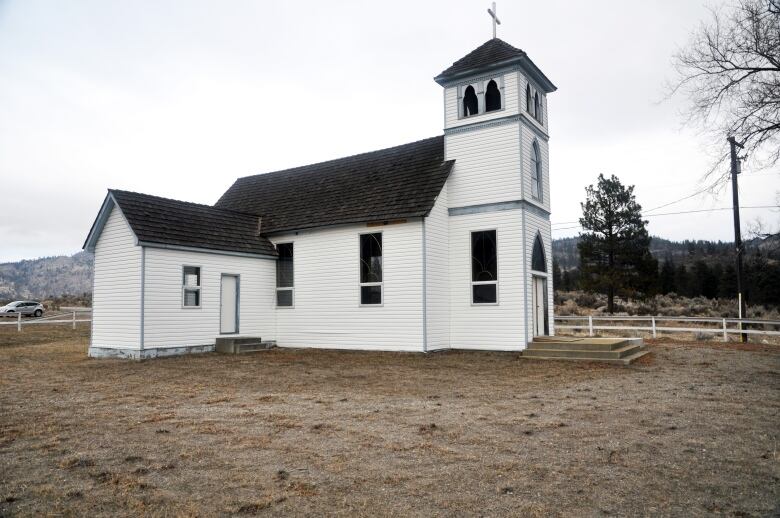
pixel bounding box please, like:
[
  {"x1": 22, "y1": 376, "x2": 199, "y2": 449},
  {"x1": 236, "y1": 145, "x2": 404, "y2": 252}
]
[{"x1": 487, "y1": 2, "x2": 501, "y2": 39}]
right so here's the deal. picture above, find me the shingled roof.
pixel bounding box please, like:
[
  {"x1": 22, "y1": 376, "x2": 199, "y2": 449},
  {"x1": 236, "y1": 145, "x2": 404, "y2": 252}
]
[
  {"x1": 434, "y1": 38, "x2": 556, "y2": 92},
  {"x1": 85, "y1": 189, "x2": 277, "y2": 256},
  {"x1": 215, "y1": 135, "x2": 454, "y2": 234}
]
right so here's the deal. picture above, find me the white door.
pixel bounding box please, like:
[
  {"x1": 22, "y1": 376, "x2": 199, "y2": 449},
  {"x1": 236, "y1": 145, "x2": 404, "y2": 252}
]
[
  {"x1": 532, "y1": 276, "x2": 548, "y2": 336},
  {"x1": 220, "y1": 275, "x2": 239, "y2": 334}
]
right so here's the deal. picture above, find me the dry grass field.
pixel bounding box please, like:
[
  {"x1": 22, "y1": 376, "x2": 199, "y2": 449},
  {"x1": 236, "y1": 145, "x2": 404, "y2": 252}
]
[{"x1": 1, "y1": 326, "x2": 778, "y2": 517}]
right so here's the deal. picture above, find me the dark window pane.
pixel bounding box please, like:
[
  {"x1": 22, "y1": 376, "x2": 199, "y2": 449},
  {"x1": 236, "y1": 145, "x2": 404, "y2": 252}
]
[
  {"x1": 463, "y1": 85, "x2": 478, "y2": 116},
  {"x1": 485, "y1": 79, "x2": 501, "y2": 112},
  {"x1": 183, "y1": 266, "x2": 200, "y2": 287},
  {"x1": 276, "y1": 243, "x2": 294, "y2": 288},
  {"x1": 471, "y1": 230, "x2": 497, "y2": 282},
  {"x1": 184, "y1": 289, "x2": 200, "y2": 307},
  {"x1": 360, "y1": 285, "x2": 382, "y2": 305},
  {"x1": 473, "y1": 284, "x2": 497, "y2": 304},
  {"x1": 532, "y1": 235, "x2": 546, "y2": 272},
  {"x1": 360, "y1": 233, "x2": 382, "y2": 283},
  {"x1": 276, "y1": 289, "x2": 293, "y2": 307}
]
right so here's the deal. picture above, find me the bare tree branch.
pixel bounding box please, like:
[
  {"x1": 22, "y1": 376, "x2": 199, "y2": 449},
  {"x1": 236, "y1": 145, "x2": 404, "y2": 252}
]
[{"x1": 669, "y1": 0, "x2": 780, "y2": 181}]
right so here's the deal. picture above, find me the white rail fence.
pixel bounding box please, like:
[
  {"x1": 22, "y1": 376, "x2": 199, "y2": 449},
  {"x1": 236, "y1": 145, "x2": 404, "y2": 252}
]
[
  {"x1": 555, "y1": 315, "x2": 780, "y2": 341},
  {"x1": 3, "y1": 310, "x2": 779, "y2": 342},
  {"x1": 0, "y1": 309, "x2": 92, "y2": 332}
]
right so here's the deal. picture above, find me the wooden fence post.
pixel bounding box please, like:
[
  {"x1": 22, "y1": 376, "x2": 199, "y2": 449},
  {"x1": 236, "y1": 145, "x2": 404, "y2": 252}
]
[
  {"x1": 651, "y1": 316, "x2": 657, "y2": 339},
  {"x1": 588, "y1": 315, "x2": 594, "y2": 337},
  {"x1": 17, "y1": 312, "x2": 21, "y2": 332},
  {"x1": 722, "y1": 318, "x2": 728, "y2": 342},
  {"x1": 72, "y1": 311, "x2": 76, "y2": 330}
]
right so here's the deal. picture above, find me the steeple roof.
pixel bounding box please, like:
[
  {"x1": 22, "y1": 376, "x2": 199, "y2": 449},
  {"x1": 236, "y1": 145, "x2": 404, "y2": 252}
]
[{"x1": 434, "y1": 38, "x2": 556, "y2": 92}]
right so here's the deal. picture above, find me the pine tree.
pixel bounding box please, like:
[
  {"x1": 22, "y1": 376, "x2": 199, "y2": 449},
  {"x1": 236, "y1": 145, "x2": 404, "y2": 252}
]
[
  {"x1": 578, "y1": 174, "x2": 653, "y2": 313},
  {"x1": 718, "y1": 264, "x2": 737, "y2": 299},
  {"x1": 552, "y1": 259, "x2": 562, "y2": 290},
  {"x1": 660, "y1": 258, "x2": 676, "y2": 294},
  {"x1": 675, "y1": 264, "x2": 690, "y2": 297}
]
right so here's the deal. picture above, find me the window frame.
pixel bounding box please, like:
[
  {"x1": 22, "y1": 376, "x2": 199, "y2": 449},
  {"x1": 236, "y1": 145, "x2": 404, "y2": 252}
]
[
  {"x1": 358, "y1": 231, "x2": 383, "y2": 307},
  {"x1": 275, "y1": 242, "x2": 294, "y2": 308},
  {"x1": 470, "y1": 229, "x2": 499, "y2": 306},
  {"x1": 531, "y1": 233, "x2": 547, "y2": 274},
  {"x1": 181, "y1": 265, "x2": 202, "y2": 309},
  {"x1": 530, "y1": 140, "x2": 543, "y2": 202}
]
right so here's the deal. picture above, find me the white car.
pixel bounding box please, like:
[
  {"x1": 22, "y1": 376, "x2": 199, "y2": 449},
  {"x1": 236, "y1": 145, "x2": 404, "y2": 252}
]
[{"x1": 0, "y1": 301, "x2": 44, "y2": 318}]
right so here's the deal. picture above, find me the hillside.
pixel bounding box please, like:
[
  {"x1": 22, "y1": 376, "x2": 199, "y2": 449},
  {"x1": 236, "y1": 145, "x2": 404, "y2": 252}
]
[
  {"x1": 0, "y1": 252, "x2": 93, "y2": 301},
  {"x1": 553, "y1": 235, "x2": 779, "y2": 270},
  {"x1": 553, "y1": 235, "x2": 780, "y2": 306}
]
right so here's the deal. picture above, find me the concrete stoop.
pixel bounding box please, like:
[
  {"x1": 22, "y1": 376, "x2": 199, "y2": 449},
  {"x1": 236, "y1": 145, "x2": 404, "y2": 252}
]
[
  {"x1": 215, "y1": 337, "x2": 277, "y2": 354},
  {"x1": 522, "y1": 337, "x2": 650, "y2": 365}
]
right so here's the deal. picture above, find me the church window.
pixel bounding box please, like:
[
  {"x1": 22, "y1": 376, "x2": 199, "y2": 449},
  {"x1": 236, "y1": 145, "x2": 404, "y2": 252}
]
[
  {"x1": 276, "y1": 243, "x2": 294, "y2": 307},
  {"x1": 182, "y1": 266, "x2": 201, "y2": 307},
  {"x1": 526, "y1": 84, "x2": 532, "y2": 113},
  {"x1": 360, "y1": 232, "x2": 383, "y2": 305},
  {"x1": 530, "y1": 141, "x2": 542, "y2": 200},
  {"x1": 485, "y1": 79, "x2": 501, "y2": 112},
  {"x1": 534, "y1": 92, "x2": 541, "y2": 121},
  {"x1": 471, "y1": 230, "x2": 498, "y2": 304},
  {"x1": 532, "y1": 234, "x2": 546, "y2": 272},
  {"x1": 462, "y1": 85, "x2": 479, "y2": 117}
]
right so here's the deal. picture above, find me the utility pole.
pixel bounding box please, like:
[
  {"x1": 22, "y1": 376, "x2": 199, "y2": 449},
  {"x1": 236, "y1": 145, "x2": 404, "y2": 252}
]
[{"x1": 728, "y1": 135, "x2": 747, "y2": 343}]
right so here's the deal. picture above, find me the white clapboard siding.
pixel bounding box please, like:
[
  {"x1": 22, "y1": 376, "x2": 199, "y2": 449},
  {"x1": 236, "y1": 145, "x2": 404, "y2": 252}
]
[
  {"x1": 448, "y1": 209, "x2": 527, "y2": 350},
  {"x1": 445, "y1": 121, "x2": 522, "y2": 208},
  {"x1": 518, "y1": 74, "x2": 550, "y2": 130},
  {"x1": 444, "y1": 70, "x2": 520, "y2": 129},
  {"x1": 271, "y1": 220, "x2": 425, "y2": 351},
  {"x1": 91, "y1": 206, "x2": 142, "y2": 349},
  {"x1": 521, "y1": 124, "x2": 551, "y2": 213},
  {"x1": 142, "y1": 248, "x2": 277, "y2": 348},
  {"x1": 424, "y1": 182, "x2": 450, "y2": 351},
  {"x1": 525, "y1": 210, "x2": 554, "y2": 336}
]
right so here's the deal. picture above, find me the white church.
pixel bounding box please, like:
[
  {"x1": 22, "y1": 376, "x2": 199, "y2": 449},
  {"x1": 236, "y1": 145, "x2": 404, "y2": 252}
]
[{"x1": 83, "y1": 33, "x2": 557, "y2": 359}]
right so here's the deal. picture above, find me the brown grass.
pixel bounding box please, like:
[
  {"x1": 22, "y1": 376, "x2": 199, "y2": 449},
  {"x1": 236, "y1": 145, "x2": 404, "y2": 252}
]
[{"x1": 0, "y1": 326, "x2": 778, "y2": 516}]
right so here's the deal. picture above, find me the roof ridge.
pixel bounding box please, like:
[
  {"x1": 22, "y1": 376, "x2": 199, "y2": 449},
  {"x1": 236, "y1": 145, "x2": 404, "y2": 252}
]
[
  {"x1": 108, "y1": 189, "x2": 259, "y2": 218},
  {"x1": 236, "y1": 135, "x2": 443, "y2": 181}
]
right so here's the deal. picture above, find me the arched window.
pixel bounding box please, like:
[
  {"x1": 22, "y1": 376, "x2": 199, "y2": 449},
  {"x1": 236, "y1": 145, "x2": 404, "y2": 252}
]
[
  {"x1": 530, "y1": 141, "x2": 542, "y2": 200},
  {"x1": 485, "y1": 79, "x2": 501, "y2": 112},
  {"x1": 534, "y1": 92, "x2": 540, "y2": 120},
  {"x1": 463, "y1": 85, "x2": 478, "y2": 117},
  {"x1": 532, "y1": 234, "x2": 546, "y2": 272},
  {"x1": 526, "y1": 84, "x2": 532, "y2": 113}
]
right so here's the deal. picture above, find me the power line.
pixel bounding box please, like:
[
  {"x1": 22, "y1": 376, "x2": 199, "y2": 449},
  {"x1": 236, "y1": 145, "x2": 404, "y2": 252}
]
[
  {"x1": 643, "y1": 178, "x2": 723, "y2": 214},
  {"x1": 551, "y1": 205, "x2": 778, "y2": 232},
  {"x1": 550, "y1": 171, "x2": 778, "y2": 227}
]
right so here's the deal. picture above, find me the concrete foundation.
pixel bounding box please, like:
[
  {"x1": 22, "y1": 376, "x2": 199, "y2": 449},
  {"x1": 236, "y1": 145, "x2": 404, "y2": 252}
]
[{"x1": 88, "y1": 344, "x2": 215, "y2": 360}]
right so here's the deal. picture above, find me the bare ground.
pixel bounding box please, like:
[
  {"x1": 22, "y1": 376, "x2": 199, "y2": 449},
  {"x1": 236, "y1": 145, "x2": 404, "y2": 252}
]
[{"x1": 0, "y1": 326, "x2": 778, "y2": 517}]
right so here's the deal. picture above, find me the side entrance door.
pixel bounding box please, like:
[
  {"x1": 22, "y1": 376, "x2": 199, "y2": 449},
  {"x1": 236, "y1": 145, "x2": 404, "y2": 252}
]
[
  {"x1": 532, "y1": 276, "x2": 549, "y2": 336},
  {"x1": 220, "y1": 274, "x2": 239, "y2": 334}
]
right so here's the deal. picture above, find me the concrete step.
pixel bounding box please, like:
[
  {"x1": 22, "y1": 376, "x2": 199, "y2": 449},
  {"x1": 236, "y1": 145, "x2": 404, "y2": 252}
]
[
  {"x1": 527, "y1": 337, "x2": 641, "y2": 352},
  {"x1": 522, "y1": 346, "x2": 650, "y2": 365},
  {"x1": 215, "y1": 337, "x2": 277, "y2": 354},
  {"x1": 523, "y1": 343, "x2": 643, "y2": 360}
]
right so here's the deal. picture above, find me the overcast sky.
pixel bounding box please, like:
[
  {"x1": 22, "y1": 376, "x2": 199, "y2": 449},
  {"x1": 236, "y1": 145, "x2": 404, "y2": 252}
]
[{"x1": 0, "y1": 0, "x2": 777, "y2": 262}]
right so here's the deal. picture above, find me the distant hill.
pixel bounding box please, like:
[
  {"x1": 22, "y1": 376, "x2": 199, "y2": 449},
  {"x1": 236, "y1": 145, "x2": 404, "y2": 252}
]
[
  {"x1": 0, "y1": 252, "x2": 93, "y2": 301},
  {"x1": 553, "y1": 235, "x2": 779, "y2": 270}
]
